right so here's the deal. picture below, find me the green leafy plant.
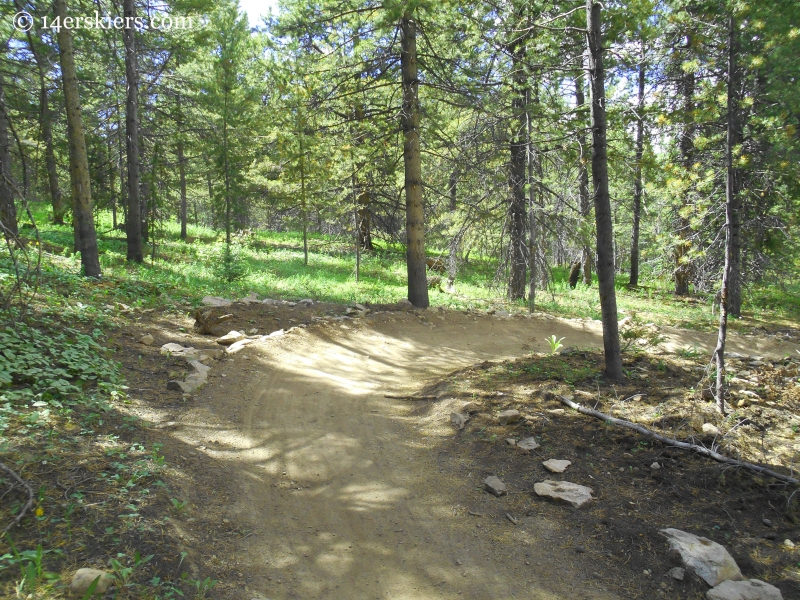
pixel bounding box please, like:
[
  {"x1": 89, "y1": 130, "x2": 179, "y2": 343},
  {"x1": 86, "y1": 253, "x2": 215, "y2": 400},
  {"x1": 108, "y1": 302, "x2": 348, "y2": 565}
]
[
  {"x1": 182, "y1": 573, "x2": 218, "y2": 599},
  {"x1": 170, "y1": 498, "x2": 189, "y2": 515},
  {"x1": 1, "y1": 540, "x2": 60, "y2": 592},
  {"x1": 545, "y1": 335, "x2": 565, "y2": 355}
]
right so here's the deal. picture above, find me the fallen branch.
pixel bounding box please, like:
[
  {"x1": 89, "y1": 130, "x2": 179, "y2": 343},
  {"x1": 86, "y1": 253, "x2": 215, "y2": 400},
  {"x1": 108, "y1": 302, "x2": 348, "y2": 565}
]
[
  {"x1": 556, "y1": 395, "x2": 799, "y2": 485},
  {"x1": 0, "y1": 462, "x2": 35, "y2": 536},
  {"x1": 384, "y1": 394, "x2": 437, "y2": 401}
]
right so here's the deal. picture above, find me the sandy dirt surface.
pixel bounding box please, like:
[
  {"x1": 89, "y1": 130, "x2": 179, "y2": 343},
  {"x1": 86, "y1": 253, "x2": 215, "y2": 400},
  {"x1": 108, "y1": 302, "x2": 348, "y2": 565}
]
[{"x1": 159, "y1": 309, "x2": 799, "y2": 599}]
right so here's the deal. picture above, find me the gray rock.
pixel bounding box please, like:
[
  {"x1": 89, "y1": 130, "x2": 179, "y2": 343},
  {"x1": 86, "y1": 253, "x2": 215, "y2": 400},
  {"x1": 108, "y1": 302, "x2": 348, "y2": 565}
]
[
  {"x1": 450, "y1": 412, "x2": 468, "y2": 430},
  {"x1": 543, "y1": 459, "x2": 572, "y2": 473},
  {"x1": 706, "y1": 579, "x2": 783, "y2": 600},
  {"x1": 226, "y1": 338, "x2": 256, "y2": 355},
  {"x1": 461, "y1": 402, "x2": 481, "y2": 414},
  {"x1": 669, "y1": 567, "x2": 686, "y2": 581},
  {"x1": 702, "y1": 423, "x2": 721, "y2": 436},
  {"x1": 516, "y1": 437, "x2": 540, "y2": 452},
  {"x1": 216, "y1": 330, "x2": 245, "y2": 346},
  {"x1": 660, "y1": 528, "x2": 743, "y2": 587},
  {"x1": 261, "y1": 298, "x2": 282, "y2": 305},
  {"x1": 397, "y1": 298, "x2": 413, "y2": 308},
  {"x1": 651, "y1": 462, "x2": 661, "y2": 470},
  {"x1": 506, "y1": 438, "x2": 516, "y2": 446},
  {"x1": 299, "y1": 298, "x2": 314, "y2": 305},
  {"x1": 533, "y1": 480, "x2": 594, "y2": 508},
  {"x1": 70, "y1": 568, "x2": 115, "y2": 596},
  {"x1": 201, "y1": 296, "x2": 232, "y2": 307},
  {"x1": 268, "y1": 329, "x2": 285, "y2": 338},
  {"x1": 494, "y1": 310, "x2": 511, "y2": 318},
  {"x1": 559, "y1": 347, "x2": 577, "y2": 356},
  {"x1": 139, "y1": 334, "x2": 154, "y2": 346},
  {"x1": 353, "y1": 303, "x2": 367, "y2": 312},
  {"x1": 160, "y1": 342, "x2": 196, "y2": 356},
  {"x1": 497, "y1": 409, "x2": 521, "y2": 425},
  {"x1": 248, "y1": 328, "x2": 259, "y2": 334},
  {"x1": 484, "y1": 475, "x2": 507, "y2": 497}
]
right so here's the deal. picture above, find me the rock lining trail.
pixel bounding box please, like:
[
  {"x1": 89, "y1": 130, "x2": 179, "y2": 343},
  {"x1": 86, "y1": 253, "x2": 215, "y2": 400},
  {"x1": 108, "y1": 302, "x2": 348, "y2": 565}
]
[{"x1": 166, "y1": 309, "x2": 798, "y2": 600}]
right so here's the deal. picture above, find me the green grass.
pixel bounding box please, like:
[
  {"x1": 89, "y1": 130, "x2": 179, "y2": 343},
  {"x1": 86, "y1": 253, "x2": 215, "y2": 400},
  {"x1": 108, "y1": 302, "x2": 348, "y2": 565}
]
[{"x1": 11, "y1": 203, "x2": 800, "y2": 331}]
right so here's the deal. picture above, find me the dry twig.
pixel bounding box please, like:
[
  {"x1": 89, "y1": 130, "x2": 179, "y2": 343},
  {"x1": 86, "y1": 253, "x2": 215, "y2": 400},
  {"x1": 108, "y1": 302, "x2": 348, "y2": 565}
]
[{"x1": 0, "y1": 462, "x2": 35, "y2": 536}]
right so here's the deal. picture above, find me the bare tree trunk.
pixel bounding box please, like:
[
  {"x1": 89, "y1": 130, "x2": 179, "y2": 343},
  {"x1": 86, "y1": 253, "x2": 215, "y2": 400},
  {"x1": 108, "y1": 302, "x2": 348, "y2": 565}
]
[
  {"x1": 299, "y1": 131, "x2": 308, "y2": 264},
  {"x1": 0, "y1": 51, "x2": 18, "y2": 242},
  {"x1": 123, "y1": 0, "x2": 142, "y2": 262},
  {"x1": 576, "y1": 75, "x2": 592, "y2": 285},
  {"x1": 714, "y1": 15, "x2": 743, "y2": 414},
  {"x1": 675, "y1": 37, "x2": 694, "y2": 295},
  {"x1": 586, "y1": 0, "x2": 623, "y2": 380},
  {"x1": 508, "y1": 42, "x2": 528, "y2": 301},
  {"x1": 19, "y1": 15, "x2": 66, "y2": 225},
  {"x1": 178, "y1": 138, "x2": 187, "y2": 241},
  {"x1": 629, "y1": 40, "x2": 645, "y2": 286},
  {"x1": 400, "y1": 12, "x2": 428, "y2": 308},
  {"x1": 55, "y1": 0, "x2": 101, "y2": 277},
  {"x1": 726, "y1": 27, "x2": 743, "y2": 318}
]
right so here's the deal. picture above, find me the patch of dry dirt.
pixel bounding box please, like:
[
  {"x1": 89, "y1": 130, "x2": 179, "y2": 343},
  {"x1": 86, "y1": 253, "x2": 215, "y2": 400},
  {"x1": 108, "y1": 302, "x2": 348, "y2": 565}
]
[{"x1": 118, "y1": 302, "x2": 800, "y2": 599}]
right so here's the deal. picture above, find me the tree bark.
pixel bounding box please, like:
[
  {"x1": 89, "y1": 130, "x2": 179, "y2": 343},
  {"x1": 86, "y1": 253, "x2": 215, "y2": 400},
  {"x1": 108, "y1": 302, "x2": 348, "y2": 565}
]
[
  {"x1": 508, "y1": 41, "x2": 528, "y2": 301},
  {"x1": 400, "y1": 12, "x2": 428, "y2": 308},
  {"x1": 629, "y1": 40, "x2": 645, "y2": 286},
  {"x1": 714, "y1": 15, "x2": 743, "y2": 414},
  {"x1": 178, "y1": 137, "x2": 188, "y2": 241},
  {"x1": 20, "y1": 15, "x2": 65, "y2": 225},
  {"x1": 0, "y1": 55, "x2": 18, "y2": 243},
  {"x1": 123, "y1": 0, "x2": 143, "y2": 262},
  {"x1": 576, "y1": 75, "x2": 592, "y2": 286},
  {"x1": 675, "y1": 36, "x2": 694, "y2": 295},
  {"x1": 726, "y1": 24, "x2": 743, "y2": 318},
  {"x1": 586, "y1": 0, "x2": 623, "y2": 380},
  {"x1": 55, "y1": 0, "x2": 101, "y2": 277}
]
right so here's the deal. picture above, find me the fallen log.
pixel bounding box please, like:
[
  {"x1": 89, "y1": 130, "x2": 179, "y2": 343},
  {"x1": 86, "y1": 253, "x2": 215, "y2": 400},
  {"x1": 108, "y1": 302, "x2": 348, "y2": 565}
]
[{"x1": 556, "y1": 395, "x2": 798, "y2": 485}]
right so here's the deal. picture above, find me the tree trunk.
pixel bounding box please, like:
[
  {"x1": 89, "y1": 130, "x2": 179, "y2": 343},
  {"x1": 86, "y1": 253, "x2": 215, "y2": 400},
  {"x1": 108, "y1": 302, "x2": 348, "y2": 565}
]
[
  {"x1": 21, "y1": 19, "x2": 65, "y2": 225},
  {"x1": 507, "y1": 42, "x2": 528, "y2": 301},
  {"x1": 675, "y1": 36, "x2": 694, "y2": 295},
  {"x1": 0, "y1": 53, "x2": 18, "y2": 242},
  {"x1": 356, "y1": 189, "x2": 372, "y2": 251},
  {"x1": 299, "y1": 131, "x2": 308, "y2": 264},
  {"x1": 576, "y1": 75, "x2": 592, "y2": 285},
  {"x1": 629, "y1": 41, "x2": 645, "y2": 286},
  {"x1": 178, "y1": 137, "x2": 187, "y2": 241},
  {"x1": 55, "y1": 0, "x2": 101, "y2": 277},
  {"x1": 713, "y1": 15, "x2": 743, "y2": 414},
  {"x1": 123, "y1": 0, "x2": 143, "y2": 262},
  {"x1": 400, "y1": 12, "x2": 428, "y2": 308},
  {"x1": 726, "y1": 25, "x2": 743, "y2": 318},
  {"x1": 586, "y1": 0, "x2": 623, "y2": 381}
]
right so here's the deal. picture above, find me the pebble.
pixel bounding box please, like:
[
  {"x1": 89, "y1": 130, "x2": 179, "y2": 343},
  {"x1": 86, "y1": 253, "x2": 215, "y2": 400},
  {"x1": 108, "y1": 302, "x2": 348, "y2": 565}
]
[
  {"x1": 139, "y1": 334, "x2": 154, "y2": 346},
  {"x1": 650, "y1": 462, "x2": 661, "y2": 470},
  {"x1": 668, "y1": 567, "x2": 685, "y2": 581},
  {"x1": 762, "y1": 518, "x2": 773, "y2": 527}
]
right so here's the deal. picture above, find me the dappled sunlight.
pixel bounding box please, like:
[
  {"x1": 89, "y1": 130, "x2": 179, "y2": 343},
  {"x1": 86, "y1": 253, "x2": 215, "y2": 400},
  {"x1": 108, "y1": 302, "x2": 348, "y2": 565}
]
[{"x1": 337, "y1": 481, "x2": 408, "y2": 512}]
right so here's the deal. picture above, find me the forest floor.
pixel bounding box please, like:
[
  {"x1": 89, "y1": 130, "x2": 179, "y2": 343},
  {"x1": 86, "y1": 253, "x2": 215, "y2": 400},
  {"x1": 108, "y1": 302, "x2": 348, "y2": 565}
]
[{"x1": 98, "y1": 297, "x2": 800, "y2": 600}]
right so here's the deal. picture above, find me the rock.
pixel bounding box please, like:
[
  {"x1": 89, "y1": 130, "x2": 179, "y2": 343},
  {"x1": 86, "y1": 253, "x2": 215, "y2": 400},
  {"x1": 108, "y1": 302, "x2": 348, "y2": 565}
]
[
  {"x1": 516, "y1": 437, "x2": 540, "y2": 452},
  {"x1": 783, "y1": 539, "x2": 795, "y2": 548},
  {"x1": 139, "y1": 334, "x2": 154, "y2": 346},
  {"x1": 216, "y1": 331, "x2": 245, "y2": 346},
  {"x1": 226, "y1": 338, "x2": 256, "y2": 354},
  {"x1": 497, "y1": 409, "x2": 521, "y2": 425},
  {"x1": 353, "y1": 303, "x2": 367, "y2": 312},
  {"x1": 533, "y1": 480, "x2": 594, "y2": 508},
  {"x1": 450, "y1": 412, "x2": 468, "y2": 430},
  {"x1": 268, "y1": 329, "x2": 285, "y2": 338},
  {"x1": 248, "y1": 328, "x2": 258, "y2": 334},
  {"x1": 167, "y1": 380, "x2": 190, "y2": 393},
  {"x1": 202, "y1": 349, "x2": 224, "y2": 360},
  {"x1": 506, "y1": 438, "x2": 516, "y2": 446},
  {"x1": 559, "y1": 347, "x2": 577, "y2": 356},
  {"x1": 261, "y1": 298, "x2": 281, "y2": 304},
  {"x1": 660, "y1": 528, "x2": 743, "y2": 587},
  {"x1": 397, "y1": 299, "x2": 413, "y2": 308},
  {"x1": 706, "y1": 579, "x2": 783, "y2": 600},
  {"x1": 201, "y1": 296, "x2": 232, "y2": 307},
  {"x1": 669, "y1": 567, "x2": 686, "y2": 581},
  {"x1": 543, "y1": 459, "x2": 572, "y2": 473},
  {"x1": 187, "y1": 360, "x2": 211, "y2": 374},
  {"x1": 651, "y1": 462, "x2": 661, "y2": 470},
  {"x1": 494, "y1": 310, "x2": 510, "y2": 318},
  {"x1": 702, "y1": 423, "x2": 721, "y2": 436},
  {"x1": 160, "y1": 342, "x2": 196, "y2": 356},
  {"x1": 484, "y1": 476, "x2": 507, "y2": 497},
  {"x1": 70, "y1": 568, "x2": 115, "y2": 596},
  {"x1": 461, "y1": 402, "x2": 481, "y2": 414},
  {"x1": 762, "y1": 519, "x2": 773, "y2": 527}
]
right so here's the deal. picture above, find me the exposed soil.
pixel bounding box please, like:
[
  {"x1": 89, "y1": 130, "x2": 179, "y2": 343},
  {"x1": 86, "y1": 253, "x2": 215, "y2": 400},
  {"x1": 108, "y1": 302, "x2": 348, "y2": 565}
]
[{"x1": 111, "y1": 300, "x2": 800, "y2": 599}]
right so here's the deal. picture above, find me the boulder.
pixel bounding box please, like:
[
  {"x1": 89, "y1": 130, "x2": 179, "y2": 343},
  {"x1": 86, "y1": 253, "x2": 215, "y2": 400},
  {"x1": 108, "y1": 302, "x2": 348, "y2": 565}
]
[
  {"x1": 706, "y1": 579, "x2": 783, "y2": 600},
  {"x1": 497, "y1": 409, "x2": 521, "y2": 425},
  {"x1": 660, "y1": 528, "x2": 743, "y2": 587},
  {"x1": 201, "y1": 296, "x2": 232, "y2": 307},
  {"x1": 534, "y1": 480, "x2": 594, "y2": 508},
  {"x1": 216, "y1": 331, "x2": 245, "y2": 346},
  {"x1": 542, "y1": 459, "x2": 572, "y2": 473},
  {"x1": 69, "y1": 568, "x2": 115, "y2": 597},
  {"x1": 484, "y1": 476, "x2": 507, "y2": 497}
]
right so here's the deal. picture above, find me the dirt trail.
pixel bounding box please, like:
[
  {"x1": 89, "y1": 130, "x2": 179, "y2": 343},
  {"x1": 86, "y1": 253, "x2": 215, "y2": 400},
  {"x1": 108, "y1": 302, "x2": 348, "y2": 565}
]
[{"x1": 168, "y1": 311, "x2": 798, "y2": 600}]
